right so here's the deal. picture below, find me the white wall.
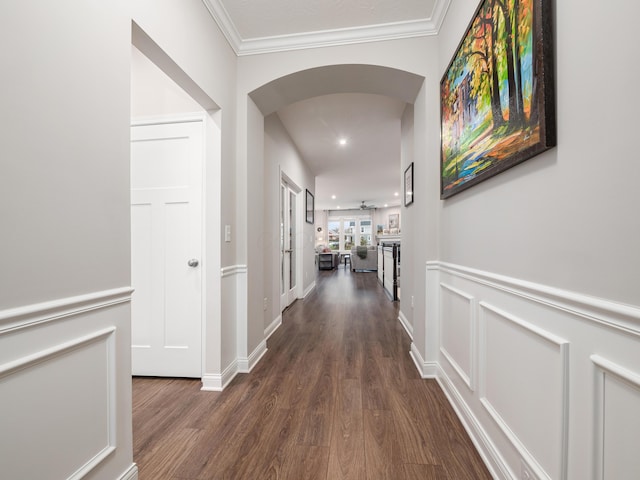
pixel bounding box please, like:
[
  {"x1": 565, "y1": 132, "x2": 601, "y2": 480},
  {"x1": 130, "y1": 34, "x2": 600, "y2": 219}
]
[
  {"x1": 437, "y1": 0, "x2": 640, "y2": 307},
  {"x1": 263, "y1": 114, "x2": 316, "y2": 334},
  {"x1": 0, "y1": 1, "x2": 135, "y2": 479},
  {"x1": 131, "y1": 45, "x2": 201, "y2": 116},
  {"x1": 373, "y1": 206, "x2": 402, "y2": 233}
]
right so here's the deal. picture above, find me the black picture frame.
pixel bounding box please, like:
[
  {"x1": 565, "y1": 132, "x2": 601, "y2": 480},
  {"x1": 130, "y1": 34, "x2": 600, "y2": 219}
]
[
  {"x1": 440, "y1": 0, "x2": 556, "y2": 198},
  {"x1": 305, "y1": 189, "x2": 314, "y2": 224},
  {"x1": 404, "y1": 162, "x2": 414, "y2": 206}
]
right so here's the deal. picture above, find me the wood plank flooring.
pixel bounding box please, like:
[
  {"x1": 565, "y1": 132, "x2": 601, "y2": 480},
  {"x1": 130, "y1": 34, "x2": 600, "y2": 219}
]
[{"x1": 133, "y1": 267, "x2": 492, "y2": 479}]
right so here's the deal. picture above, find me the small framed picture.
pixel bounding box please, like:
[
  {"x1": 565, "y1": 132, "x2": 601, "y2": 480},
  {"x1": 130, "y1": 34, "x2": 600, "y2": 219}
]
[
  {"x1": 404, "y1": 162, "x2": 414, "y2": 206},
  {"x1": 305, "y1": 189, "x2": 314, "y2": 224},
  {"x1": 389, "y1": 213, "x2": 399, "y2": 229}
]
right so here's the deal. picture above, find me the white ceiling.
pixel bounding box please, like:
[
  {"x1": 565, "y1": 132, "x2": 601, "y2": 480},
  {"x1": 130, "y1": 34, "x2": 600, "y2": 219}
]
[
  {"x1": 203, "y1": 0, "x2": 449, "y2": 212},
  {"x1": 278, "y1": 93, "x2": 407, "y2": 211}
]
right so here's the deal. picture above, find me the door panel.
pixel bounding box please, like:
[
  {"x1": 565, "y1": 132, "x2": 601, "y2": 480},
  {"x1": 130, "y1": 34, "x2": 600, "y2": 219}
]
[
  {"x1": 280, "y1": 179, "x2": 299, "y2": 311},
  {"x1": 130, "y1": 121, "x2": 202, "y2": 378}
]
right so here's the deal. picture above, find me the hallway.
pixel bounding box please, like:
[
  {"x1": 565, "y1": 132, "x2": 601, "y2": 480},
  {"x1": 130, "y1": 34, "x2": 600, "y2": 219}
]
[{"x1": 133, "y1": 268, "x2": 491, "y2": 479}]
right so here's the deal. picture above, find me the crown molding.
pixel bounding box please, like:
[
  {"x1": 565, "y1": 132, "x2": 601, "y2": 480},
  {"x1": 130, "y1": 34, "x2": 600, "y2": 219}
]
[
  {"x1": 201, "y1": 0, "x2": 243, "y2": 54},
  {"x1": 202, "y1": 0, "x2": 451, "y2": 56}
]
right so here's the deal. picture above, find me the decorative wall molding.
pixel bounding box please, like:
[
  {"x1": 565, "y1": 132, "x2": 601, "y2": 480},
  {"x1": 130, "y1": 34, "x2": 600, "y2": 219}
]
[
  {"x1": 591, "y1": 354, "x2": 640, "y2": 480},
  {"x1": 0, "y1": 287, "x2": 133, "y2": 335},
  {"x1": 591, "y1": 355, "x2": 640, "y2": 388},
  {"x1": 265, "y1": 314, "x2": 282, "y2": 341},
  {"x1": 422, "y1": 261, "x2": 640, "y2": 480},
  {"x1": 221, "y1": 264, "x2": 248, "y2": 277},
  {"x1": 398, "y1": 310, "x2": 413, "y2": 339},
  {"x1": 479, "y1": 302, "x2": 569, "y2": 480},
  {"x1": 201, "y1": 0, "x2": 451, "y2": 56},
  {"x1": 428, "y1": 261, "x2": 640, "y2": 337},
  {"x1": 0, "y1": 327, "x2": 118, "y2": 479},
  {"x1": 439, "y1": 282, "x2": 476, "y2": 391}
]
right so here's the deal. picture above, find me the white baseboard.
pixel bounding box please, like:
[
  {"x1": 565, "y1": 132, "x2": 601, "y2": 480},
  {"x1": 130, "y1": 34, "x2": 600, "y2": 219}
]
[
  {"x1": 201, "y1": 360, "x2": 238, "y2": 392},
  {"x1": 436, "y1": 368, "x2": 511, "y2": 480},
  {"x1": 118, "y1": 464, "x2": 139, "y2": 480},
  {"x1": 238, "y1": 340, "x2": 268, "y2": 373},
  {"x1": 303, "y1": 280, "x2": 316, "y2": 298},
  {"x1": 201, "y1": 340, "x2": 269, "y2": 392},
  {"x1": 264, "y1": 314, "x2": 282, "y2": 340},
  {"x1": 409, "y1": 342, "x2": 437, "y2": 378},
  {"x1": 398, "y1": 310, "x2": 413, "y2": 339}
]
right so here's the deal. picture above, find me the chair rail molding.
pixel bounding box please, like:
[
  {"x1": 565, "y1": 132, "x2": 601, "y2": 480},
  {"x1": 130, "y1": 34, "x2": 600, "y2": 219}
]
[{"x1": 0, "y1": 287, "x2": 133, "y2": 335}]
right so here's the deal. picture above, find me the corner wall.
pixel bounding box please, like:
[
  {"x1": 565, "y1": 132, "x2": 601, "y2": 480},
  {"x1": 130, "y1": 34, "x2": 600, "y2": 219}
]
[
  {"x1": 131, "y1": 0, "x2": 239, "y2": 387},
  {"x1": 0, "y1": 1, "x2": 135, "y2": 478}
]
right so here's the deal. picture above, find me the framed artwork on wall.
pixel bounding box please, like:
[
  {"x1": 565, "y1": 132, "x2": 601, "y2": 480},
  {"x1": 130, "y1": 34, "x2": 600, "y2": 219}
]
[
  {"x1": 305, "y1": 189, "x2": 314, "y2": 224},
  {"x1": 404, "y1": 162, "x2": 414, "y2": 206},
  {"x1": 389, "y1": 213, "x2": 399, "y2": 229},
  {"x1": 440, "y1": 0, "x2": 556, "y2": 199}
]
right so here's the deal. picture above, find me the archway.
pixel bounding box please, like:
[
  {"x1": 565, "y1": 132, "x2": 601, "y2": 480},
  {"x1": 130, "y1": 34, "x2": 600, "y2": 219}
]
[{"x1": 241, "y1": 64, "x2": 425, "y2": 368}]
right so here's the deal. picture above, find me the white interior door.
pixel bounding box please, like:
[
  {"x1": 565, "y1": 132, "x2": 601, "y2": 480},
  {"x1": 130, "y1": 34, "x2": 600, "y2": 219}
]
[
  {"x1": 280, "y1": 180, "x2": 298, "y2": 310},
  {"x1": 130, "y1": 120, "x2": 203, "y2": 378}
]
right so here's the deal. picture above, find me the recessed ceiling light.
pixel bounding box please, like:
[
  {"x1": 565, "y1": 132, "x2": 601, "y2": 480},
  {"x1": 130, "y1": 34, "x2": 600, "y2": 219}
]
[
  {"x1": 384, "y1": 204, "x2": 388, "y2": 207},
  {"x1": 331, "y1": 195, "x2": 336, "y2": 199},
  {"x1": 394, "y1": 192, "x2": 399, "y2": 196},
  {"x1": 337, "y1": 205, "x2": 341, "y2": 209},
  {"x1": 338, "y1": 138, "x2": 347, "y2": 146}
]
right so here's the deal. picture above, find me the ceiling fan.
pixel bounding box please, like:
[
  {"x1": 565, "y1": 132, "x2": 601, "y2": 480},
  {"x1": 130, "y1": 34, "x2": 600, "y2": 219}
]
[{"x1": 359, "y1": 200, "x2": 376, "y2": 210}]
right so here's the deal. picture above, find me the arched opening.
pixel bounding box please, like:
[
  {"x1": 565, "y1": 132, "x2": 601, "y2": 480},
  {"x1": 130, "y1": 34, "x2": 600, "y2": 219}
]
[{"x1": 242, "y1": 64, "x2": 425, "y2": 365}]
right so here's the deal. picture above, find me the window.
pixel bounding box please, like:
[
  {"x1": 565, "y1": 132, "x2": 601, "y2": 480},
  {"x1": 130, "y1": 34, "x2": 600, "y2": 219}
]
[
  {"x1": 328, "y1": 220, "x2": 340, "y2": 250},
  {"x1": 327, "y1": 214, "x2": 373, "y2": 251}
]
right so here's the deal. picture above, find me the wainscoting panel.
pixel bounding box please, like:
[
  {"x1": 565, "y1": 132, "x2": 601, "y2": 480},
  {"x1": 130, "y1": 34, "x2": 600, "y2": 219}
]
[
  {"x1": 423, "y1": 261, "x2": 640, "y2": 480},
  {"x1": 480, "y1": 303, "x2": 568, "y2": 480},
  {"x1": 591, "y1": 355, "x2": 640, "y2": 480},
  {"x1": 440, "y1": 282, "x2": 475, "y2": 391},
  {"x1": 0, "y1": 290, "x2": 135, "y2": 480}
]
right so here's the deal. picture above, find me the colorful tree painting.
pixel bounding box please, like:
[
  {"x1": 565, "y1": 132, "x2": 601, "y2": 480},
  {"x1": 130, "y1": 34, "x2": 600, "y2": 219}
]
[{"x1": 440, "y1": 0, "x2": 555, "y2": 198}]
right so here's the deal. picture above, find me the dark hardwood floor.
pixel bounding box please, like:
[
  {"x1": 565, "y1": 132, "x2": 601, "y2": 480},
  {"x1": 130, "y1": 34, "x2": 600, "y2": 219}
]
[{"x1": 133, "y1": 267, "x2": 492, "y2": 479}]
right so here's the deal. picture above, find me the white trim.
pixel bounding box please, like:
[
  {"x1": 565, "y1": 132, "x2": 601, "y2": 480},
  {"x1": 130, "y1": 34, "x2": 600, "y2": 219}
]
[
  {"x1": 118, "y1": 464, "x2": 139, "y2": 480},
  {"x1": 0, "y1": 327, "x2": 118, "y2": 480},
  {"x1": 202, "y1": 0, "x2": 451, "y2": 56},
  {"x1": 264, "y1": 314, "x2": 282, "y2": 340},
  {"x1": 201, "y1": 360, "x2": 238, "y2": 392},
  {"x1": 439, "y1": 282, "x2": 476, "y2": 391},
  {"x1": 201, "y1": 0, "x2": 243, "y2": 54},
  {"x1": 303, "y1": 280, "x2": 316, "y2": 298},
  {"x1": 131, "y1": 113, "x2": 206, "y2": 128},
  {"x1": 0, "y1": 287, "x2": 133, "y2": 335},
  {"x1": 436, "y1": 367, "x2": 513, "y2": 480},
  {"x1": 590, "y1": 355, "x2": 640, "y2": 480},
  {"x1": 429, "y1": 261, "x2": 640, "y2": 337},
  {"x1": 478, "y1": 302, "x2": 570, "y2": 480},
  {"x1": 238, "y1": 340, "x2": 268, "y2": 373},
  {"x1": 409, "y1": 342, "x2": 437, "y2": 378},
  {"x1": 221, "y1": 264, "x2": 248, "y2": 277},
  {"x1": 398, "y1": 310, "x2": 413, "y2": 339},
  {"x1": 590, "y1": 355, "x2": 640, "y2": 388}
]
